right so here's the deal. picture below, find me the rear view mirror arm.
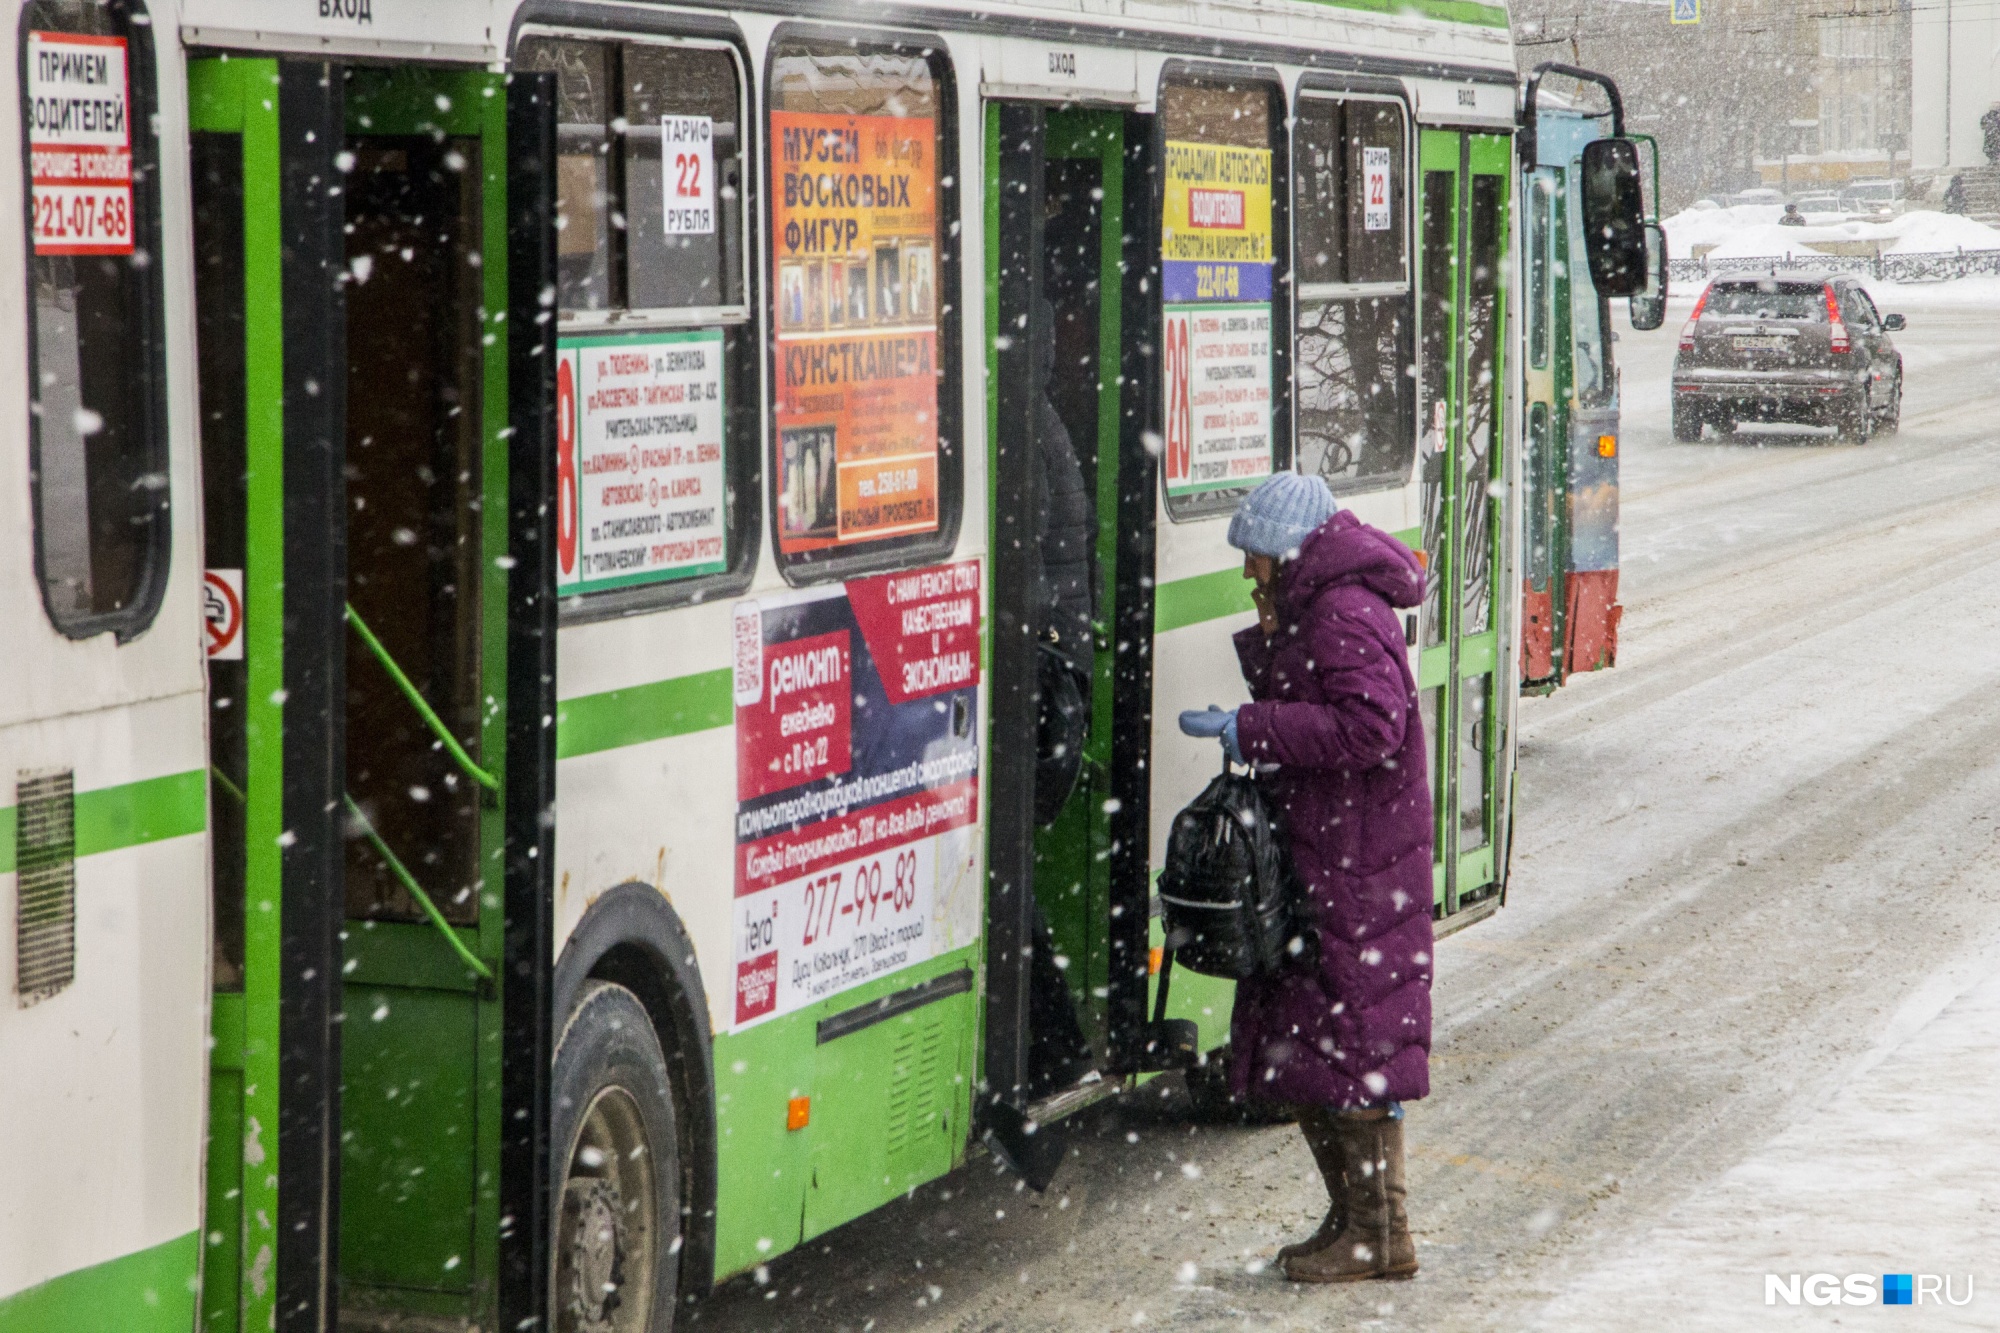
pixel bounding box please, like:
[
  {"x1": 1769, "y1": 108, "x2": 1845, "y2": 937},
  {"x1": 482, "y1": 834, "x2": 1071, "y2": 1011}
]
[{"x1": 1519, "y1": 61, "x2": 1627, "y2": 168}]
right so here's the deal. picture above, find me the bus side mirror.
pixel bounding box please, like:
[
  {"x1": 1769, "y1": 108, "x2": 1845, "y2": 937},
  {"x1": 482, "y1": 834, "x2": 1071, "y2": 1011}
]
[
  {"x1": 1628, "y1": 222, "x2": 1668, "y2": 331},
  {"x1": 1580, "y1": 138, "x2": 1647, "y2": 297},
  {"x1": 1882, "y1": 313, "x2": 1906, "y2": 331}
]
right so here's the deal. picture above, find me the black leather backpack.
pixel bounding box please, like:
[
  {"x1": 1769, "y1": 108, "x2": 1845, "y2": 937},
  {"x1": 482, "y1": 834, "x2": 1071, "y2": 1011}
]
[{"x1": 1157, "y1": 762, "x2": 1302, "y2": 980}]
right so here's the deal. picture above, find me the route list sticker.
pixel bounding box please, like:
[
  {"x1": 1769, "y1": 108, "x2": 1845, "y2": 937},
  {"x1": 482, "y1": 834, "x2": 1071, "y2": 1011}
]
[
  {"x1": 556, "y1": 330, "x2": 727, "y2": 594},
  {"x1": 27, "y1": 31, "x2": 132, "y2": 256},
  {"x1": 1161, "y1": 139, "x2": 1274, "y2": 497}
]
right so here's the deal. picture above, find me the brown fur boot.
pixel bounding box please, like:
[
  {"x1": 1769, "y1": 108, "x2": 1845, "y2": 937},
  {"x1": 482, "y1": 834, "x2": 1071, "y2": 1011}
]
[
  {"x1": 1276, "y1": 1109, "x2": 1346, "y2": 1263},
  {"x1": 1282, "y1": 1110, "x2": 1417, "y2": 1283}
]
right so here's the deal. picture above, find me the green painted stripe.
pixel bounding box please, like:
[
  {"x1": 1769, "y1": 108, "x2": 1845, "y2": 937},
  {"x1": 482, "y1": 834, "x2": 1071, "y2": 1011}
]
[
  {"x1": 1154, "y1": 566, "x2": 1256, "y2": 634},
  {"x1": 1302, "y1": 0, "x2": 1508, "y2": 24},
  {"x1": 1459, "y1": 630, "x2": 1499, "y2": 676},
  {"x1": 556, "y1": 667, "x2": 734, "y2": 760},
  {"x1": 0, "y1": 1231, "x2": 200, "y2": 1332},
  {"x1": 1155, "y1": 526, "x2": 1425, "y2": 635},
  {"x1": 0, "y1": 770, "x2": 207, "y2": 876}
]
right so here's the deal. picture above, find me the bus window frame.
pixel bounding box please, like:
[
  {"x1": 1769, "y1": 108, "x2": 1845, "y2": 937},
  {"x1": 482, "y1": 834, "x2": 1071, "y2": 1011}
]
[
  {"x1": 761, "y1": 23, "x2": 963, "y2": 587},
  {"x1": 1154, "y1": 61, "x2": 1292, "y2": 524},
  {"x1": 1288, "y1": 77, "x2": 1416, "y2": 499},
  {"x1": 1527, "y1": 169, "x2": 1555, "y2": 370},
  {"x1": 512, "y1": 17, "x2": 763, "y2": 624},
  {"x1": 19, "y1": 0, "x2": 171, "y2": 643}
]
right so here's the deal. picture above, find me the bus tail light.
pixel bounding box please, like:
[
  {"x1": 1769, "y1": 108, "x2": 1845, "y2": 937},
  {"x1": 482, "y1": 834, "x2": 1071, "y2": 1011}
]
[{"x1": 1825, "y1": 284, "x2": 1850, "y2": 354}]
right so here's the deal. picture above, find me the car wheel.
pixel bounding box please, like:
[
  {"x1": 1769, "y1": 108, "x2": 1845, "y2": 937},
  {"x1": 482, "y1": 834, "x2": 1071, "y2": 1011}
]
[
  {"x1": 1875, "y1": 376, "x2": 1902, "y2": 436},
  {"x1": 1672, "y1": 399, "x2": 1705, "y2": 442},
  {"x1": 1839, "y1": 389, "x2": 1873, "y2": 444},
  {"x1": 552, "y1": 981, "x2": 681, "y2": 1333}
]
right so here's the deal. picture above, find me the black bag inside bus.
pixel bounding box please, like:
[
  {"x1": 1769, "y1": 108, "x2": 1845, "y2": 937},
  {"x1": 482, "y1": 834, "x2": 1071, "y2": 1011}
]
[{"x1": 1157, "y1": 765, "x2": 1301, "y2": 980}]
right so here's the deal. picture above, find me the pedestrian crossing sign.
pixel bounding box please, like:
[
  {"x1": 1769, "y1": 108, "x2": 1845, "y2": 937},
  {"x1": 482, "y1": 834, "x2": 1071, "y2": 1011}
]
[{"x1": 1671, "y1": 0, "x2": 1699, "y2": 23}]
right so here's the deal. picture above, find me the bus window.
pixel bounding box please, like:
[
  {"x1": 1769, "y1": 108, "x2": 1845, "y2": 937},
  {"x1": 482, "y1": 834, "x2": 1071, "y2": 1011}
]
[
  {"x1": 767, "y1": 36, "x2": 960, "y2": 576},
  {"x1": 1159, "y1": 72, "x2": 1288, "y2": 519},
  {"x1": 1566, "y1": 159, "x2": 1612, "y2": 406},
  {"x1": 1293, "y1": 94, "x2": 1413, "y2": 495},
  {"x1": 623, "y1": 45, "x2": 743, "y2": 311},
  {"x1": 21, "y1": 0, "x2": 167, "y2": 640},
  {"x1": 1528, "y1": 172, "x2": 1554, "y2": 370},
  {"x1": 516, "y1": 32, "x2": 757, "y2": 609},
  {"x1": 518, "y1": 38, "x2": 613, "y2": 310}
]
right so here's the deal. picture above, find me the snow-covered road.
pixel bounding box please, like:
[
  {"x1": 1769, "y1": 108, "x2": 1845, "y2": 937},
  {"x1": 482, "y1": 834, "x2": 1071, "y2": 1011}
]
[{"x1": 687, "y1": 295, "x2": 2000, "y2": 1331}]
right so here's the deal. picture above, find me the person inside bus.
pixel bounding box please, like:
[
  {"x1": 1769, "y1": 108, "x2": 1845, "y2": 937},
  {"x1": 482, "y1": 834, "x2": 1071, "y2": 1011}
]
[
  {"x1": 1178, "y1": 472, "x2": 1434, "y2": 1282},
  {"x1": 1027, "y1": 295, "x2": 1098, "y2": 1095}
]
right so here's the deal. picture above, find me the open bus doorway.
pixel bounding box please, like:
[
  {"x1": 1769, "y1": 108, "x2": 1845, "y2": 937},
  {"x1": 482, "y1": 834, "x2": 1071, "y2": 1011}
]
[
  {"x1": 984, "y1": 103, "x2": 1162, "y2": 1167},
  {"x1": 191, "y1": 56, "x2": 555, "y2": 1333}
]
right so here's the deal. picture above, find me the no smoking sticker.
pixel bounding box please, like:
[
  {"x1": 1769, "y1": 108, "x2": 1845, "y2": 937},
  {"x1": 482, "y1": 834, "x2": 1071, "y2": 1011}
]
[{"x1": 204, "y1": 568, "x2": 243, "y2": 660}]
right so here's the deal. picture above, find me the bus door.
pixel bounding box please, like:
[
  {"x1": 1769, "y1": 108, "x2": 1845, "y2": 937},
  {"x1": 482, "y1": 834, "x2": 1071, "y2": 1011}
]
[
  {"x1": 984, "y1": 100, "x2": 1157, "y2": 1148},
  {"x1": 193, "y1": 57, "x2": 553, "y2": 1333},
  {"x1": 1520, "y1": 161, "x2": 1564, "y2": 685},
  {"x1": 1520, "y1": 107, "x2": 1622, "y2": 691},
  {"x1": 1415, "y1": 128, "x2": 1510, "y2": 916}
]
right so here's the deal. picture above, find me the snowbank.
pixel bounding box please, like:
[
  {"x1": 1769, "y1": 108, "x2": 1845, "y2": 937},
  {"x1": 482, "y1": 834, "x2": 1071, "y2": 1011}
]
[{"x1": 1662, "y1": 206, "x2": 2000, "y2": 261}]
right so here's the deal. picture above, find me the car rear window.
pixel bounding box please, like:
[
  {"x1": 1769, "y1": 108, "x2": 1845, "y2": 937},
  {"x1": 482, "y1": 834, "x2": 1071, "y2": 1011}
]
[{"x1": 1702, "y1": 283, "x2": 1825, "y2": 320}]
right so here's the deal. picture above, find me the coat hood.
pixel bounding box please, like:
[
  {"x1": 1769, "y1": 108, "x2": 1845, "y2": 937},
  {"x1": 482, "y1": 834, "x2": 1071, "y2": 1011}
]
[{"x1": 1275, "y1": 510, "x2": 1425, "y2": 616}]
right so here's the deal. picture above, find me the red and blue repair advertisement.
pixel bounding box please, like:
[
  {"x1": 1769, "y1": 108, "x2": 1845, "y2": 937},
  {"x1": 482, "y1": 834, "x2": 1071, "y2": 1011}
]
[{"x1": 729, "y1": 560, "x2": 984, "y2": 1030}]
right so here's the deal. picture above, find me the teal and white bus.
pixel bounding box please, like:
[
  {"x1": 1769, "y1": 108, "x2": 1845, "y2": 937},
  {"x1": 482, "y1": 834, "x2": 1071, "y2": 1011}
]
[{"x1": 0, "y1": 5, "x2": 1645, "y2": 1330}]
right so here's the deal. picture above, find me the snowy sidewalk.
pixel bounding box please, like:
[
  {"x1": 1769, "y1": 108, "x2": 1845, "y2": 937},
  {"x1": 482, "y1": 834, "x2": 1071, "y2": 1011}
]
[{"x1": 1533, "y1": 956, "x2": 2000, "y2": 1328}]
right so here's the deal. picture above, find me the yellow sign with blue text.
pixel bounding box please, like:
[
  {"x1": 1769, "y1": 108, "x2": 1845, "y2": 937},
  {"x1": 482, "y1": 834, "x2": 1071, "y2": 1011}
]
[
  {"x1": 1160, "y1": 139, "x2": 1276, "y2": 496},
  {"x1": 1161, "y1": 140, "x2": 1273, "y2": 302}
]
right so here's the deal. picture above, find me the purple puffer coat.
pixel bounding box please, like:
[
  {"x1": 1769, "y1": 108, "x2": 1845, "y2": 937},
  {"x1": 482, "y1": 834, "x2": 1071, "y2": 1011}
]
[{"x1": 1225, "y1": 511, "x2": 1435, "y2": 1110}]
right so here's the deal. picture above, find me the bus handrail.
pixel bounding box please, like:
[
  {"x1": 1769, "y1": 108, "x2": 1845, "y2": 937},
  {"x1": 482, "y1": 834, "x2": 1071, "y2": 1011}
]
[
  {"x1": 343, "y1": 793, "x2": 494, "y2": 983},
  {"x1": 344, "y1": 602, "x2": 500, "y2": 795}
]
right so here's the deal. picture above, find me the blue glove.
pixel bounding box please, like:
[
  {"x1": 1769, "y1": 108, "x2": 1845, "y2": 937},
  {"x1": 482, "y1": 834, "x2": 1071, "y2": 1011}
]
[
  {"x1": 1178, "y1": 706, "x2": 1233, "y2": 738},
  {"x1": 1179, "y1": 706, "x2": 1245, "y2": 764}
]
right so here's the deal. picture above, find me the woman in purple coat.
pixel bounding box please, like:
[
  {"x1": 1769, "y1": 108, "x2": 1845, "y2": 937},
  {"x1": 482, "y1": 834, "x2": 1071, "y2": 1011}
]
[{"x1": 1179, "y1": 472, "x2": 1433, "y2": 1283}]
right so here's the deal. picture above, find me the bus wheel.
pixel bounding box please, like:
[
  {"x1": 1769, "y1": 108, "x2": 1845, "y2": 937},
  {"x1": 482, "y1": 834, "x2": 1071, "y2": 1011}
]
[{"x1": 552, "y1": 980, "x2": 681, "y2": 1333}]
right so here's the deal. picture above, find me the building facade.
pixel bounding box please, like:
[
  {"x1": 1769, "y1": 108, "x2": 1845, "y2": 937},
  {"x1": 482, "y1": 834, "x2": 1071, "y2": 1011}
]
[{"x1": 1512, "y1": 0, "x2": 1911, "y2": 208}]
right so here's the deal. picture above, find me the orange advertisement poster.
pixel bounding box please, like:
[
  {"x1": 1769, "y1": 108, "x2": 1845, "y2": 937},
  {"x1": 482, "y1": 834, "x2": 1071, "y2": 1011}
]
[{"x1": 771, "y1": 110, "x2": 940, "y2": 552}]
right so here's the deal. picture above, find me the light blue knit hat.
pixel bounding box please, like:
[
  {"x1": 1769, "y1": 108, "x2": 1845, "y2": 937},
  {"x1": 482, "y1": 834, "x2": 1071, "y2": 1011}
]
[{"x1": 1226, "y1": 472, "x2": 1338, "y2": 558}]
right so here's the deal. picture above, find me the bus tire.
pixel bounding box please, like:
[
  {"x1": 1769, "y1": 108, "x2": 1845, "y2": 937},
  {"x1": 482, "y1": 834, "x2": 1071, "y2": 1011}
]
[
  {"x1": 1671, "y1": 400, "x2": 1704, "y2": 442},
  {"x1": 552, "y1": 980, "x2": 681, "y2": 1333},
  {"x1": 1184, "y1": 1051, "x2": 1296, "y2": 1125}
]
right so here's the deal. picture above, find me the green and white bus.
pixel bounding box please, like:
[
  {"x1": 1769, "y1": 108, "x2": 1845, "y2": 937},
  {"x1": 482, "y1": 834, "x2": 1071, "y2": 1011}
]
[{"x1": 0, "y1": 4, "x2": 1646, "y2": 1330}]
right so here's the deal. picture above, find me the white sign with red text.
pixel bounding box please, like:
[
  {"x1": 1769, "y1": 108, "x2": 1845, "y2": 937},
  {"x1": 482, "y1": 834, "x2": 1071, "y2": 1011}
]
[
  {"x1": 1363, "y1": 146, "x2": 1392, "y2": 232},
  {"x1": 27, "y1": 31, "x2": 132, "y2": 256},
  {"x1": 729, "y1": 563, "x2": 984, "y2": 1030},
  {"x1": 660, "y1": 115, "x2": 716, "y2": 236},
  {"x1": 1162, "y1": 303, "x2": 1274, "y2": 495},
  {"x1": 203, "y1": 568, "x2": 243, "y2": 660},
  {"x1": 556, "y1": 329, "x2": 727, "y2": 595}
]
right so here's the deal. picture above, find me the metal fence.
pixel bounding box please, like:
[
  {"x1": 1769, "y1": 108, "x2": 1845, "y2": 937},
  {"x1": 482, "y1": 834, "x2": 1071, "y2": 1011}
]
[{"x1": 1668, "y1": 249, "x2": 2000, "y2": 285}]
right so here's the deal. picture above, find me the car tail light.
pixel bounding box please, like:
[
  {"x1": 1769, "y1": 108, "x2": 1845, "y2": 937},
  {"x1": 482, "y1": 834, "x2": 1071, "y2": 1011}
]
[
  {"x1": 1678, "y1": 285, "x2": 1710, "y2": 352},
  {"x1": 1825, "y1": 284, "x2": 1850, "y2": 354}
]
